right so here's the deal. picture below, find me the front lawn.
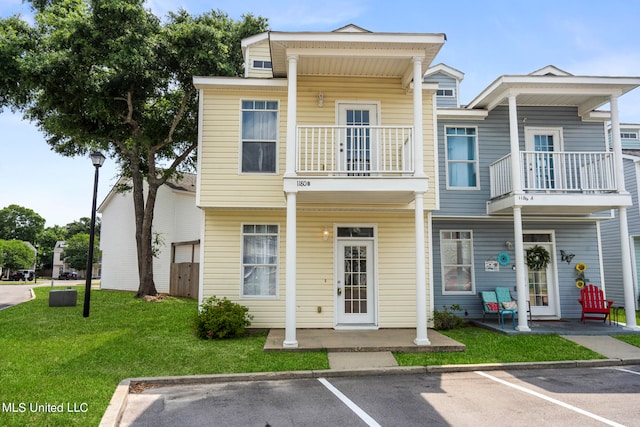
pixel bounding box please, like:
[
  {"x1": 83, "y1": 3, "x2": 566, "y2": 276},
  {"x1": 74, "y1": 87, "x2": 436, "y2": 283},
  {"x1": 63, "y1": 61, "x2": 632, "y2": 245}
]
[
  {"x1": 0, "y1": 287, "x2": 634, "y2": 426},
  {"x1": 0, "y1": 287, "x2": 327, "y2": 427}
]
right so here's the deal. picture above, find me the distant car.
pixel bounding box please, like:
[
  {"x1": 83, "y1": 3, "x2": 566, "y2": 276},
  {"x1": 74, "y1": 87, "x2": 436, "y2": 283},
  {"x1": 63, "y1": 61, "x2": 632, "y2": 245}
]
[
  {"x1": 9, "y1": 272, "x2": 26, "y2": 281},
  {"x1": 60, "y1": 272, "x2": 78, "y2": 280}
]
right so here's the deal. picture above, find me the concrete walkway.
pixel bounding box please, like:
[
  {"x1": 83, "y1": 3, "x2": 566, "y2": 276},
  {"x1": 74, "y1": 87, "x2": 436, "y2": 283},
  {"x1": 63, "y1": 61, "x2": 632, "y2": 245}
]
[{"x1": 562, "y1": 335, "x2": 640, "y2": 360}]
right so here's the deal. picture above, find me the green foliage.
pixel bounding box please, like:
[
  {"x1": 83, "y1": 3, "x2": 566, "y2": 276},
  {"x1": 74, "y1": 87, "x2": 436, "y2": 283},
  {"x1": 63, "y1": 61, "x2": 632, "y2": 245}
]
[
  {"x1": 0, "y1": 288, "x2": 327, "y2": 426},
  {"x1": 432, "y1": 304, "x2": 464, "y2": 330},
  {"x1": 0, "y1": 0, "x2": 269, "y2": 297},
  {"x1": 0, "y1": 239, "x2": 36, "y2": 271},
  {"x1": 36, "y1": 225, "x2": 67, "y2": 270},
  {"x1": 62, "y1": 233, "x2": 100, "y2": 270},
  {"x1": 194, "y1": 296, "x2": 253, "y2": 339},
  {"x1": 65, "y1": 217, "x2": 100, "y2": 238},
  {"x1": 0, "y1": 204, "x2": 45, "y2": 244}
]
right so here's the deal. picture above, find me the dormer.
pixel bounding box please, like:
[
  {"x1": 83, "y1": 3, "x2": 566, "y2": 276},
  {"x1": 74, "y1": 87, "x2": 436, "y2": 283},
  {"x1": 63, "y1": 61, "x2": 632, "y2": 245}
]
[
  {"x1": 241, "y1": 32, "x2": 273, "y2": 78},
  {"x1": 424, "y1": 63, "x2": 464, "y2": 108}
]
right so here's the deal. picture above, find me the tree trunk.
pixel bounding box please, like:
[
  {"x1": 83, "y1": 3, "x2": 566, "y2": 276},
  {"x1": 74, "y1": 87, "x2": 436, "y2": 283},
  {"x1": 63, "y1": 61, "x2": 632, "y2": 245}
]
[{"x1": 130, "y1": 159, "x2": 159, "y2": 298}]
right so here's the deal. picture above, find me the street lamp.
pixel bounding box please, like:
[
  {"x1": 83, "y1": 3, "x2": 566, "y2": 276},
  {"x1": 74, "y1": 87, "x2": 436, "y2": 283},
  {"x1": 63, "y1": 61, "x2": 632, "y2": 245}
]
[{"x1": 83, "y1": 151, "x2": 106, "y2": 318}]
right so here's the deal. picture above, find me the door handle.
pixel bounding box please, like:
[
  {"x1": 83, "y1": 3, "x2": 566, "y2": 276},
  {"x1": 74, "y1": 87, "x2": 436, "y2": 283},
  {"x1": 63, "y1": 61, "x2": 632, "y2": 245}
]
[{"x1": 337, "y1": 287, "x2": 342, "y2": 296}]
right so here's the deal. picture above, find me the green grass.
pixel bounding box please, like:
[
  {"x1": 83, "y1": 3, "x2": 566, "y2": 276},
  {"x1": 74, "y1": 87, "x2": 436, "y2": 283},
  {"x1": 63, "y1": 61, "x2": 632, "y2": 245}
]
[
  {"x1": 0, "y1": 287, "x2": 328, "y2": 427},
  {"x1": 614, "y1": 308, "x2": 640, "y2": 348},
  {"x1": 0, "y1": 287, "x2": 636, "y2": 426},
  {"x1": 394, "y1": 325, "x2": 606, "y2": 366}
]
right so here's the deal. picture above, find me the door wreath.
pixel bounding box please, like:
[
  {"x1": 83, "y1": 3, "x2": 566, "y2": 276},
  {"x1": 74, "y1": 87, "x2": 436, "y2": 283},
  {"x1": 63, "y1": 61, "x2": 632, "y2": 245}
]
[{"x1": 525, "y1": 245, "x2": 551, "y2": 270}]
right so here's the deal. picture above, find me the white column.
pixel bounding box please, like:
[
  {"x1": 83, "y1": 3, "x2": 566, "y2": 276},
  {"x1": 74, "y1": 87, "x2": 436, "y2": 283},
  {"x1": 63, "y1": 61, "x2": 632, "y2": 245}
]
[
  {"x1": 513, "y1": 206, "x2": 530, "y2": 331},
  {"x1": 285, "y1": 55, "x2": 298, "y2": 177},
  {"x1": 284, "y1": 192, "x2": 298, "y2": 348},
  {"x1": 508, "y1": 95, "x2": 523, "y2": 194},
  {"x1": 618, "y1": 207, "x2": 638, "y2": 329},
  {"x1": 611, "y1": 95, "x2": 639, "y2": 330},
  {"x1": 414, "y1": 192, "x2": 430, "y2": 345},
  {"x1": 508, "y1": 95, "x2": 530, "y2": 331},
  {"x1": 412, "y1": 57, "x2": 425, "y2": 176}
]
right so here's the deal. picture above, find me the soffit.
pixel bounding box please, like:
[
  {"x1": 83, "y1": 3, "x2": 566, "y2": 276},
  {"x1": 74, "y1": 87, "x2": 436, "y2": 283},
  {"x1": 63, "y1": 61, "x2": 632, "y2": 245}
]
[
  {"x1": 268, "y1": 32, "x2": 445, "y2": 81},
  {"x1": 467, "y1": 75, "x2": 640, "y2": 115}
]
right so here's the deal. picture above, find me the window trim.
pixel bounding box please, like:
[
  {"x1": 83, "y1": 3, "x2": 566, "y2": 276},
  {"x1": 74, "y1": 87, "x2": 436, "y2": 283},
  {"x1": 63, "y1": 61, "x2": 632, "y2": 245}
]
[
  {"x1": 239, "y1": 99, "x2": 279, "y2": 175},
  {"x1": 436, "y1": 88, "x2": 455, "y2": 97},
  {"x1": 444, "y1": 126, "x2": 480, "y2": 190},
  {"x1": 240, "y1": 223, "x2": 280, "y2": 299},
  {"x1": 440, "y1": 230, "x2": 476, "y2": 295},
  {"x1": 621, "y1": 131, "x2": 639, "y2": 140},
  {"x1": 252, "y1": 59, "x2": 272, "y2": 70}
]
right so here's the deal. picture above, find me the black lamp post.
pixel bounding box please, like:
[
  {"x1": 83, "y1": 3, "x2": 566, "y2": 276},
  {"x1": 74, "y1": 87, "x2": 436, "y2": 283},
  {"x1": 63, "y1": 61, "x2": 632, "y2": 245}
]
[{"x1": 83, "y1": 151, "x2": 106, "y2": 318}]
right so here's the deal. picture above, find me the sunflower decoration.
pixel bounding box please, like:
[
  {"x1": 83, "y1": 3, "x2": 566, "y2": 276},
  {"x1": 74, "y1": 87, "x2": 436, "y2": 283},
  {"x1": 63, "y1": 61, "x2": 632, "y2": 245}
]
[{"x1": 575, "y1": 262, "x2": 588, "y2": 288}]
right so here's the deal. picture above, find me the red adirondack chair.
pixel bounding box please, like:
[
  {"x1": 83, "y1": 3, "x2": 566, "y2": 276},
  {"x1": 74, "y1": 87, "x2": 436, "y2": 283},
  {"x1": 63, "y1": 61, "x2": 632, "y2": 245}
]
[{"x1": 578, "y1": 284, "x2": 614, "y2": 324}]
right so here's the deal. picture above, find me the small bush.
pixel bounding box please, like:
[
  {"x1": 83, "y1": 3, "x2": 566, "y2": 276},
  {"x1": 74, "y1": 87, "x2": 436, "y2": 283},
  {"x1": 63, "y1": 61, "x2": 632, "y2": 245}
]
[
  {"x1": 433, "y1": 304, "x2": 464, "y2": 330},
  {"x1": 194, "y1": 296, "x2": 253, "y2": 339}
]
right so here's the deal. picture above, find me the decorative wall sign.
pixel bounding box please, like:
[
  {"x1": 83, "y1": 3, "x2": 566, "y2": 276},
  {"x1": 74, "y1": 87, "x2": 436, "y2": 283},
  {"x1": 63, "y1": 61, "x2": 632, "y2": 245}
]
[{"x1": 485, "y1": 260, "x2": 499, "y2": 272}]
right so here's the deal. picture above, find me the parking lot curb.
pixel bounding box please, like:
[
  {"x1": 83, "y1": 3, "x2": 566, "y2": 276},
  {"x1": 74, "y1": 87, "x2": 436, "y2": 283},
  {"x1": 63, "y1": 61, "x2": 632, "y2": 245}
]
[{"x1": 99, "y1": 358, "x2": 634, "y2": 427}]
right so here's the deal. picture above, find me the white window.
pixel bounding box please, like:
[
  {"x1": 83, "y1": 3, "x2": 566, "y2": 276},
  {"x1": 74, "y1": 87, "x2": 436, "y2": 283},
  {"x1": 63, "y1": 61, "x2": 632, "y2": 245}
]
[
  {"x1": 437, "y1": 88, "x2": 454, "y2": 97},
  {"x1": 621, "y1": 131, "x2": 639, "y2": 140},
  {"x1": 252, "y1": 60, "x2": 272, "y2": 69},
  {"x1": 445, "y1": 127, "x2": 478, "y2": 189},
  {"x1": 241, "y1": 100, "x2": 278, "y2": 173},
  {"x1": 440, "y1": 231, "x2": 475, "y2": 294},
  {"x1": 242, "y1": 225, "x2": 278, "y2": 297}
]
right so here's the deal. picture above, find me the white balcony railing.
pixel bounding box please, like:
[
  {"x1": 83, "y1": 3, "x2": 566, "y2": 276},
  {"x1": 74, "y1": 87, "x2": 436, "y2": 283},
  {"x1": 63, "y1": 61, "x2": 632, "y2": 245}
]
[
  {"x1": 490, "y1": 151, "x2": 617, "y2": 199},
  {"x1": 296, "y1": 126, "x2": 414, "y2": 175}
]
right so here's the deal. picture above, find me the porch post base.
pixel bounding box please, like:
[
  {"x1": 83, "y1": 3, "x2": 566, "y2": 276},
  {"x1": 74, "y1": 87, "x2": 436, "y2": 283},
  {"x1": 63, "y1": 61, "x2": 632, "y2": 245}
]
[
  {"x1": 283, "y1": 340, "x2": 299, "y2": 349},
  {"x1": 623, "y1": 325, "x2": 640, "y2": 332},
  {"x1": 414, "y1": 338, "x2": 431, "y2": 346},
  {"x1": 516, "y1": 325, "x2": 531, "y2": 332}
]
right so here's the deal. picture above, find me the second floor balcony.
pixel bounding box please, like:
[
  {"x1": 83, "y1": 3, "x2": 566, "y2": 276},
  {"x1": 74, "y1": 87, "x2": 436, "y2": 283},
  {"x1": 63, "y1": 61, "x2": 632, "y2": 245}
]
[
  {"x1": 296, "y1": 125, "x2": 414, "y2": 176},
  {"x1": 283, "y1": 125, "x2": 428, "y2": 204},
  {"x1": 488, "y1": 151, "x2": 631, "y2": 215}
]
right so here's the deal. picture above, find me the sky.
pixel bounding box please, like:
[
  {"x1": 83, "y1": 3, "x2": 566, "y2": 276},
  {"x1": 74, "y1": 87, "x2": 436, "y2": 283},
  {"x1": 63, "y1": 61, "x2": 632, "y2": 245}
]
[{"x1": 1, "y1": 0, "x2": 640, "y2": 227}]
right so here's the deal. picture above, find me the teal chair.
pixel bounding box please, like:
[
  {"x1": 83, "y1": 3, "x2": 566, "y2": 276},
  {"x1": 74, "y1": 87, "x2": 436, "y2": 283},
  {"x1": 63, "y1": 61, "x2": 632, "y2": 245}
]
[
  {"x1": 495, "y1": 287, "x2": 518, "y2": 329},
  {"x1": 479, "y1": 291, "x2": 500, "y2": 324}
]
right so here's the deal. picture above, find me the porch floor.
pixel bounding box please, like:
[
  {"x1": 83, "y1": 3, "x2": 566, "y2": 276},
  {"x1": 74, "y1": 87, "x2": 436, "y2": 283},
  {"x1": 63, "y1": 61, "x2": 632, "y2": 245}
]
[
  {"x1": 264, "y1": 328, "x2": 466, "y2": 353},
  {"x1": 472, "y1": 317, "x2": 640, "y2": 335}
]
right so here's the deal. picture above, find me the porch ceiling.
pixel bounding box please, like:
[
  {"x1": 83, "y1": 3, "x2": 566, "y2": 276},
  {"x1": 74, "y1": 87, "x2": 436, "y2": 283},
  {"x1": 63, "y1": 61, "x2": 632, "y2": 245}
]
[
  {"x1": 268, "y1": 31, "x2": 446, "y2": 83},
  {"x1": 467, "y1": 75, "x2": 640, "y2": 116}
]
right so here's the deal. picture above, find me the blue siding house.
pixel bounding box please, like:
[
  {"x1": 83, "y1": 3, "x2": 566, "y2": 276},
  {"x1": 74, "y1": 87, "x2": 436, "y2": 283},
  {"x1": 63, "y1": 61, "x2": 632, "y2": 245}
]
[
  {"x1": 601, "y1": 154, "x2": 640, "y2": 312},
  {"x1": 428, "y1": 64, "x2": 640, "y2": 330}
]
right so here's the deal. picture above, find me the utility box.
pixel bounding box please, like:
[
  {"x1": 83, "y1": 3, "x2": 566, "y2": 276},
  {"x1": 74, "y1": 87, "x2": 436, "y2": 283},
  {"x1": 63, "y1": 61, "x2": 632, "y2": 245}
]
[{"x1": 49, "y1": 289, "x2": 77, "y2": 307}]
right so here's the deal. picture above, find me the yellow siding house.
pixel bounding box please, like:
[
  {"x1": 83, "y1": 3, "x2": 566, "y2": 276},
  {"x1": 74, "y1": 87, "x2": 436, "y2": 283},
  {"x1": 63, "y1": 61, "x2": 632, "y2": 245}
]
[{"x1": 194, "y1": 25, "x2": 446, "y2": 348}]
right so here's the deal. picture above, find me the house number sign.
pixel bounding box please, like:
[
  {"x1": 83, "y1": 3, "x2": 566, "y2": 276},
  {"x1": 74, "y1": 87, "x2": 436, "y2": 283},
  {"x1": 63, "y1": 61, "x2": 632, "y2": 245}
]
[{"x1": 297, "y1": 180, "x2": 311, "y2": 187}]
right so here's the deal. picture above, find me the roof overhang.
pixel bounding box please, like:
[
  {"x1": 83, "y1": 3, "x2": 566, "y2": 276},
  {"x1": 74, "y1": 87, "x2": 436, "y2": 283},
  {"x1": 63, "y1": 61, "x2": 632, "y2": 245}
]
[
  {"x1": 193, "y1": 76, "x2": 288, "y2": 92},
  {"x1": 267, "y1": 31, "x2": 446, "y2": 88},
  {"x1": 467, "y1": 75, "x2": 640, "y2": 119}
]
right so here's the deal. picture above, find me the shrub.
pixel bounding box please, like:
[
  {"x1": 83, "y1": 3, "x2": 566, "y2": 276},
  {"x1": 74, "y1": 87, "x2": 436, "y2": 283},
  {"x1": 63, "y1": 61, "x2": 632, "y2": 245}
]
[
  {"x1": 194, "y1": 296, "x2": 253, "y2": 339},
  {"x1": 432, "y1": 304, "x2": 464, "y2": 330}
]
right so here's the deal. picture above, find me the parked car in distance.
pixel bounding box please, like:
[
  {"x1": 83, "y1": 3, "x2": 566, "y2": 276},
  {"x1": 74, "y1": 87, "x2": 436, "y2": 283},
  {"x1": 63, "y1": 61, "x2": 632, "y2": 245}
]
[
  {"x1": 7, "y1": 270, "x2": 35, "y2": 281},
  {"x1": 60, "y1": 271, "x2": 78, "y2": 280}
]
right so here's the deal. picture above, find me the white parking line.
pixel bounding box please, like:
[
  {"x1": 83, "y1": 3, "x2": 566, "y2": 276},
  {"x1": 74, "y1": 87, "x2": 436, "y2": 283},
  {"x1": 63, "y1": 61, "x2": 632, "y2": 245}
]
[
  {"x1": 613, "y1": 367, "x2": 640, "y2": 376},
  {"x1": 475, "y1": 371, "x2": 626, "y2": 427},
  {"x1": 317, "y1": 378, "x2": 381, "y2": 427}
]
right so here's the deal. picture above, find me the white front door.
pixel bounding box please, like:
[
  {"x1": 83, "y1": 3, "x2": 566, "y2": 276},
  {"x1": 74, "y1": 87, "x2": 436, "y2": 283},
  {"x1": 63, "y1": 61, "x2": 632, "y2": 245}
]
[
  {"x1": 524, "y1": 235, "x2": 558, "y2": 317},
  {"x1": 336, "y1": 239, "x2": 375, "y2": 326},
  {"x1": 338, "y1": 103, "x2": 379, "y2": 175},
  {"x1": 524, "y1": 127, "x2": 564, "y2": 190}
]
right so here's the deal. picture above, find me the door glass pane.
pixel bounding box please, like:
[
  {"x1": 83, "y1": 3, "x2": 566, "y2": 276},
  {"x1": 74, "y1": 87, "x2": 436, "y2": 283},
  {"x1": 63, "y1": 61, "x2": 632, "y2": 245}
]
[
  {"x1": 528, "y1": 269, "x2": 549, "y2": 307},
  {"x1": 345, "y1": 109, "x2": 371, "y2": 175},
  {"x1": 343, "y1": 244, "x2": 368, "y2": 314},
  {"x1": 533, "y1": 135, "x2": 555, "y2": 189}
]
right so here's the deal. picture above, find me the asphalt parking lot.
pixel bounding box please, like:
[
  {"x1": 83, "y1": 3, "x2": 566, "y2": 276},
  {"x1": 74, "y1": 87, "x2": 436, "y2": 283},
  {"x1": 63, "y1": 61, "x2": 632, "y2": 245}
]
[{"x1": 118, "y1": 364, "x2": 640, "y2": 426}]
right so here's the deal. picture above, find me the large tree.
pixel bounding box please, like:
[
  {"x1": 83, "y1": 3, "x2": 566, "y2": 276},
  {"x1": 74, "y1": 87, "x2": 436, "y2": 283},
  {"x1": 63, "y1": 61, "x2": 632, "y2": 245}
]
[
  {"x1": 0, "y1": 204, "x2": 46, "y2": 244},
  {"x1": 0, "y1": 239, "x2": 36, "y2": 272},
  {"x1": 1, "y1": 0, "x2": 268, "y2": 297},
  {"x1": 63, "y1": 233, "x2": 100, "y2": 271}
]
